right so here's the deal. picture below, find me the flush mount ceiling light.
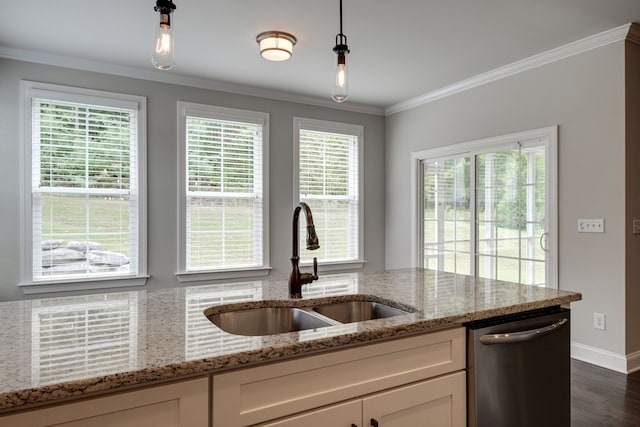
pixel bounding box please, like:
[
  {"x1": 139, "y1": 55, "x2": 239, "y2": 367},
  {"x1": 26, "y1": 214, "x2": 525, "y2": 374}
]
[
  {"x1": 151, "y1": 0, "x2": 176, "y2": 70},
  {"x1": 331, "y1": 0, "x2": 350, "y2": 103},
  {"x1": 256, "y1": 31, "x2": 297, "y2": 61}
]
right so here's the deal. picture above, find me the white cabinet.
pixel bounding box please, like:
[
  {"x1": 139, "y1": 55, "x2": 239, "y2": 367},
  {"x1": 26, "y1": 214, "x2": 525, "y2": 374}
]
[
  {"x1": 213, "y1": 328, "x2": 466, "y2": 427},
  {"x1": 255, "y1": 371, "x2": 466, "y2": 427},
  {"x1": 363, "y1": 371, "x2": 466, "y2": 427},
  {"x1": 0, "y1": 377, "x2": 209, "y2": 427},
  {"x1": 0, "y1": 328, "x2": 466, "y2": 427},
  {"x1": 257, "y1": 399, "x2": 361, "y2": 427}
]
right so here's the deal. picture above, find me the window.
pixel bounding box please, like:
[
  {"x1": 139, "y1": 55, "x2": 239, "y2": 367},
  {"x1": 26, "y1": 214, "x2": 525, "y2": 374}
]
[
  {"x1": 412, "y1": 127, "x2": 558, "y2": 287},
  {"x1": 294, "y1": 118, "x2": 364, "y2": 268},
  {"x1": 20, "y1": 81, "x2": 147, "y2": 293},
  {"x1": 178, "y1": 102, "x2": 269, "y2": 281}
]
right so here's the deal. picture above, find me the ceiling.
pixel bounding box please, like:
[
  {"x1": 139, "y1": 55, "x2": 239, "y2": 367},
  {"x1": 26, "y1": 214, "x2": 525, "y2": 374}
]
[{"x1": 3, "y1": 0, "x2": 640, "y2": 110}]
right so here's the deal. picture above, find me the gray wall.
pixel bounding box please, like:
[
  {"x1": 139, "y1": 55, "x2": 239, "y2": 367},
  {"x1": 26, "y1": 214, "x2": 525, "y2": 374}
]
[
  {"x1": 385, "y1": 42, "x2": 628, "y2": 356},
  {"x1": 625, "y1": 40, "x2": 640, "y2": 356},
  {"x1": 0, "y1": 58, "x2": 386, "y2": 301}
]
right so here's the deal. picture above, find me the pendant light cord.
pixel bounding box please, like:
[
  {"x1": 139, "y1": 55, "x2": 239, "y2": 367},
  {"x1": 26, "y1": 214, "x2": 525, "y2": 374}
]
[
  {"x1": 339, "y1": 0, "x2": 343, "y2": 36},
  {"x1": 335, "y1": 0, "x2": 349, "y2": 49}
]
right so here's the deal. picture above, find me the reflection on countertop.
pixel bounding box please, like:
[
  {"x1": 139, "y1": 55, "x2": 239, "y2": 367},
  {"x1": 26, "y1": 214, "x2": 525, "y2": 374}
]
[{"x1": 0, "y1": 269, "x2": 580, "y2": 412}]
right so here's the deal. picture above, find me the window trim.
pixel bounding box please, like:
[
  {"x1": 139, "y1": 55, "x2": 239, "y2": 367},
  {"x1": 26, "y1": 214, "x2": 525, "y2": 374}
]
[
  {"x1": 19, "y1": 81, "x2": 148, "y2": 294},
  {"x1": 293, "y1": 117, "x2": 365, "y2": 271},
  {"x1": 410, "y1": 126, "x2": 558, "y2": 288},
  {"x1": 176, "y1": 102, "x2": 270, "y2": 282}
]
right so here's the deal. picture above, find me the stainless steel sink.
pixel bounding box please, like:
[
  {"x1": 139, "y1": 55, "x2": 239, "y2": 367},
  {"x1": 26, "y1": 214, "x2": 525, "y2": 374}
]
[
  {"x1": 207, "y1": 307, "x2": 334, "y2": 336},
  {"x1": 312, "y1": 301, "x2": 408, "y2": 323}
]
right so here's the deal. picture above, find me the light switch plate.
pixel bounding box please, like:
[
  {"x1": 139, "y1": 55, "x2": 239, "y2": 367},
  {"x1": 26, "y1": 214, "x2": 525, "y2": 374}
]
[{"x1": 578, "y1": 219, "x2": 604, "y2": 233}]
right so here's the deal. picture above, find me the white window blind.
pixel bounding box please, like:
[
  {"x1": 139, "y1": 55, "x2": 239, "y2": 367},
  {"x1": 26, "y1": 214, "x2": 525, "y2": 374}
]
[
  {"x1": 31, "y1": 293, "x2": 138, "y2": 386},
  {"x1": 23, "y1": 82, "x2": 146, "y2": 287},
  {"x1": 180, "y1": 103, "x2": 268, "y2": 274},
  {"x1": 297, "y1": 121, "x2": 362, "y2": 264}
]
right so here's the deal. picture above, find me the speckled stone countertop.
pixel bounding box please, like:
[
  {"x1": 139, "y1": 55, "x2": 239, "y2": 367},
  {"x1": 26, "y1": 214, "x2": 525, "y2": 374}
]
[{"x1": 0, "y1": 268, "x2": 581, "y2": 413}]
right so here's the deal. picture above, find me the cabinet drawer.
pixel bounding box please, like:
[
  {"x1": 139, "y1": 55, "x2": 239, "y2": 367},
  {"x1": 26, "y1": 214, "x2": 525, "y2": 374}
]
[
  {"x1": 255, "y1": 399, "x2": 361, "y2": 427},
  {"x1": 212, "y1": 328, "x2": 465, "y2": 426},
  {"x1": 0, "y1": 377, "x2": 209, "y2": 427}
]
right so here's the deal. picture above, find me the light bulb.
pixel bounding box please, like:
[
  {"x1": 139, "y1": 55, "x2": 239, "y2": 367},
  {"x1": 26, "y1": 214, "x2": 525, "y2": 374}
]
[
  {"x1": 151, "y1": 8, "x2": 174, "y2": 70},
  {"x1": 331, "y1": 52, "x2": 348, "y2": 103}
]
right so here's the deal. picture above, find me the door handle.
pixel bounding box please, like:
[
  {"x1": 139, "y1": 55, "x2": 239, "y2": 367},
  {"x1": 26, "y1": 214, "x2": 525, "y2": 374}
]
[
  {"x1": 479, "y1": 318, "x2": 568, "y2": 345},
  {"x1": 540, "y1": 231, "x2": 549, "y2": 253}
]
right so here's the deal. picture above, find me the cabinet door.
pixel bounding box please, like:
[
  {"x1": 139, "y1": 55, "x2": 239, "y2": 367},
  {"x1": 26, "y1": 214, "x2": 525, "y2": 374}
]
[
  {"x1": 255, "y1": 399, "x2": 361, "y2": 427},
  {"x1": 0, "y1": 377, "x2": 209, "y2": 427},
  {"x1": 213, "y1": 329, "x2": 465, "y2": 426},
  {"x1": 362, "y1": 371, "x2": 466, "y2": 427}
]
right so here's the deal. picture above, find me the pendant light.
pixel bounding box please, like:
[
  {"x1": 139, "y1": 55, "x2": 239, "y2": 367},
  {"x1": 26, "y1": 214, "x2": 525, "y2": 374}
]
[
  {"x1": 332, "y1": 0, "x2": 350, "y2": 103},
  {"x1": 152, "y1": 0, "x2": 176, "y2": 71}
]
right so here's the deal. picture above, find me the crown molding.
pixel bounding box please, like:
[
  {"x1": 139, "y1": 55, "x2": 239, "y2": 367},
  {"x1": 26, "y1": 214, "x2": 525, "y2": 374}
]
[
  {"x1": 0, "y1": 46, "x2": 385, "y2": 116},
  {"x1": 386, "y1": 23, "x2": 633, "y2": 116},
  {"x1": 3, "y1": 22, "x2": 634, "y2": 118}
]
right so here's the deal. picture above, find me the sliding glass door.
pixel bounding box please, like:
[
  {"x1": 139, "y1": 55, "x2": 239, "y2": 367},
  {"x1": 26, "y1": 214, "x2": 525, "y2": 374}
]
[
  {"x1": 475, "y1": 144, "x2": 547, "y2": 285},
  {"x1": 418, "y1": 128, "x2": 556, "y2": 287},
  {"x1": 423, "y1": 157, "x2": 472, "y2": 276}
]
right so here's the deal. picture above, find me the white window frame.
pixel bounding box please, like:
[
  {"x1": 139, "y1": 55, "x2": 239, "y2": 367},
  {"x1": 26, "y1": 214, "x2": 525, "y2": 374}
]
[
  {"x1": 293, "y1": 117, "x2": 365, "y2": 271},
  {"x1": 410, "y1": 126, "x2": 558, "y2": 288},
  {"x1": 177, "y1": 102, "x2": 270, "y2": 282},
  {"x1": 19, "y1": 81, "x2": 148, "y2": 294}
]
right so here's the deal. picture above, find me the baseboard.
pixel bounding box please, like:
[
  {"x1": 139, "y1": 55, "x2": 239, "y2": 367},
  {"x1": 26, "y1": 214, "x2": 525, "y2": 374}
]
[
  {"x1": 571, "y1": 341, "x2": 640, "y2": 374},
  {"x1": 627, "y1": 350, "x2": 640, "y2": 374}
]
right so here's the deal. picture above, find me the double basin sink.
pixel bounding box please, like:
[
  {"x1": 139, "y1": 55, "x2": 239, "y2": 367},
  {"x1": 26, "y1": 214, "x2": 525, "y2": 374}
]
[{"x1": 204, "y1": 298, "x2": 411, "y2": 336}]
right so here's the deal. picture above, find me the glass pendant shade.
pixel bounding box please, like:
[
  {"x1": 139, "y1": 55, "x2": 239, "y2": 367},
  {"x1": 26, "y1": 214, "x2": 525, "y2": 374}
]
[
  {"x1": 152, "y1": 1, "x2": 175, "y2": 70},
  {"x1": 331, "y1": 52, "x2": 348, "y2": 103},
  {"x1": 331, "y1": 0, "x2": 350, "y2": 103}
]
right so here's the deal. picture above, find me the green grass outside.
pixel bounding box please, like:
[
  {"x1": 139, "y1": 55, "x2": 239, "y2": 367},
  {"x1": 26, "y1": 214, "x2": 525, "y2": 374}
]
[
  {"x1": 424, "y1": 210, "x2": 546, "y2": 284},
  {"x1": 41, "y1": 198, "x2": 544, "y2": 282},
  {"x1": 41, "y1": 194, "x2": 131, "y2": 256},
  {"x1": 41, "y1": 195, "x2": 355, "y2": 269}
]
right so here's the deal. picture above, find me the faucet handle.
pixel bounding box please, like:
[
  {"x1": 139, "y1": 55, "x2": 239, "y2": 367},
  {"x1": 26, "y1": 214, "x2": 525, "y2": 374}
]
[{"x1": 298, "y1": 258, "x2": 320, "y2": 287}]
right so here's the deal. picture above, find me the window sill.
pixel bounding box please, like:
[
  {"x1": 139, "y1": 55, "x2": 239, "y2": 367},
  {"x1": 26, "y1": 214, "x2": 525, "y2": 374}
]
[
  {"x1": 19, "y1": 275, "x2": 149, "y2": 295},
  {"x1": 176, "y1": 266, "x2": 272, "y2": 283}
]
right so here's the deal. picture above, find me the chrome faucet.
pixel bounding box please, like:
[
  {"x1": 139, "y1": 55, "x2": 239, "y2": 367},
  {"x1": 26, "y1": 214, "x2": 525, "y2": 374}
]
[{"x1": 289, "y1": 202, "x2": 320, "y2": 298}]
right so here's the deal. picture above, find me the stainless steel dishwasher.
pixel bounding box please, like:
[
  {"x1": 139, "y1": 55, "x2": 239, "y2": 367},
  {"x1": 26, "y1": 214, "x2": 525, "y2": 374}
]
[{"x1": 466, "y1": 306, "x2": 570, "y2": 427}]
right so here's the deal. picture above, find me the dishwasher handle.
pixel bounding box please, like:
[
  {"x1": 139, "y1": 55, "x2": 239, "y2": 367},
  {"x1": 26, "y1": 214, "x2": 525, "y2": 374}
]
[{"x1": 479, "y1": 318, "x2": 568, "y2": 345}]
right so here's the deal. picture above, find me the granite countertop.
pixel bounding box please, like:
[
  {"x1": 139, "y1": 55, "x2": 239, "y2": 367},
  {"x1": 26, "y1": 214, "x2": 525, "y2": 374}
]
[{"x1": 0, "y1": 268, "x2": 581, "y2": 413}]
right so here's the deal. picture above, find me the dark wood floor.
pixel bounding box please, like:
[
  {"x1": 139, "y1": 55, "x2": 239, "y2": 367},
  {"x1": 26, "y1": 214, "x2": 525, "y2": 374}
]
[{"x1": 571, "y1": 359, "x2": 640, "y2": 426}]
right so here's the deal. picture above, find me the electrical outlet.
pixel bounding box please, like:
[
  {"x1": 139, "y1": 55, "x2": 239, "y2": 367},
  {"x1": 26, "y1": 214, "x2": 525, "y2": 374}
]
[
  {"x1": 593, "y1": 312, "x2": 606, "y2": 330},
  {"x1": 578, "y1": 219, "x2": 605, "y2": 233}
]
